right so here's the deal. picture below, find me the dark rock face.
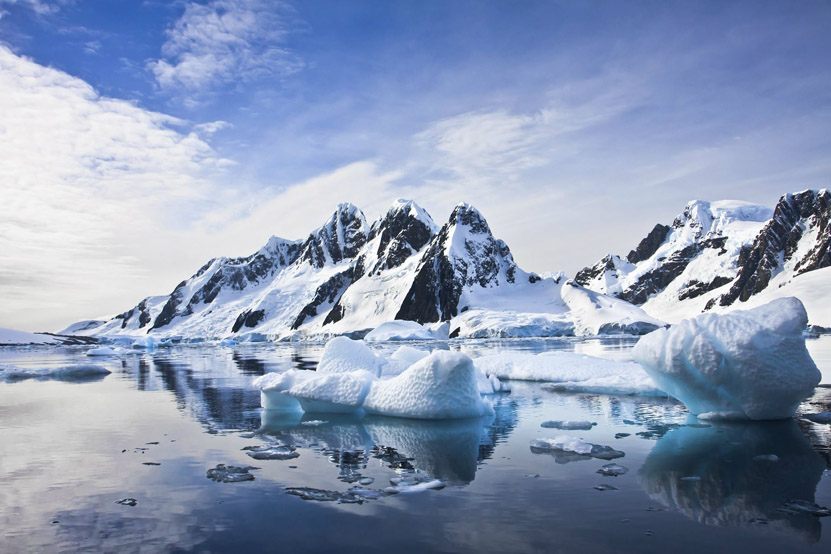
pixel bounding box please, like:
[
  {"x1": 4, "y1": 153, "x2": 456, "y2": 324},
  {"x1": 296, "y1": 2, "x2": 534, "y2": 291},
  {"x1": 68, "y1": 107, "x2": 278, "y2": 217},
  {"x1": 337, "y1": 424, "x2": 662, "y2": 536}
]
[
  {"x1": 396, "y1": 203, "x2": 521, "y2": 323},
  {"x1": 152, "y1": 284, "x2": 186, "y2": 330},
  {"x1": 232, "y1": 309, "x2": 265, "y2": 333},
  {"x1": 292, "y1": 268, "x2": 355, "y2": 330},
  {"x1": 114, "y1": 297, "x2": 154, "y2": 329},
  {"x1": 573, "y1": 255, "x2": 621, "y2": 288},
  {"x1": 298, "y1": 204, "x2": 368, "y2": 268},
  {"x1": 677, "y1": 276, "x2": 733, "y2": 301},
  {"x1": 364, "y1": 201, "x2": 436, "y2": 275},
  {"x1": 718, "y1": 189, "x2": 831, "y2": 307},
  {"x1": 627, "y1": 224, "x2": 671, "y2": 263}
]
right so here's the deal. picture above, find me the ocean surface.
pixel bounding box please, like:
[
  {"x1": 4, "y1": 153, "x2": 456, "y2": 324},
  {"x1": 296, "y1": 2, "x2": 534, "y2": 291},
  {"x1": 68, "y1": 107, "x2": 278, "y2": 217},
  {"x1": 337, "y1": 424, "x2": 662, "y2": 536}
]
[{"x1": 1, "y1": 336, "x2": 830, "y2": 553}]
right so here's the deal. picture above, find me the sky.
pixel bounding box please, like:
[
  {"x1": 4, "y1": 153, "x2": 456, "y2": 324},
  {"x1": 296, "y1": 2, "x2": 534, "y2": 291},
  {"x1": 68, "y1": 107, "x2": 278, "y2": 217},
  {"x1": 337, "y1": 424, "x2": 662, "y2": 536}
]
[{"x1": 1, "y1": 0, "x2": 829, "y2": 332}]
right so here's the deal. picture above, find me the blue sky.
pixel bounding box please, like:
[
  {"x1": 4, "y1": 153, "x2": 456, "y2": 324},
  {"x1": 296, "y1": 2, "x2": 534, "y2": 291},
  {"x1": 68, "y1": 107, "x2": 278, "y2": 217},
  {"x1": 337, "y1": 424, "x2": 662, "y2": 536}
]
[{"x1": 1, "y1": 0, "x2": 830, "y2": 330}]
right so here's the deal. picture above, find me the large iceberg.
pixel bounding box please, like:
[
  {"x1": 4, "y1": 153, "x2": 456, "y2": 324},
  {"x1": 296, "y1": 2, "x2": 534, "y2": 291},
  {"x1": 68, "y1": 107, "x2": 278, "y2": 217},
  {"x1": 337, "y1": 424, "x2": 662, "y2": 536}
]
[
  {"x1": 316, "y1": 337, "x2": 386, "y2": 377},
  {"x1": 363, "y1": 351, "x2": 494, "y2": 419},
  {"x1": 285, "y1": 370, "x2": 377, "y2": 413},
  {"x1": 633, "y1": 297, "x2": 820, "y2": 420},
  {"x1": 252, "y1": 370, "x2": 312, "y2": 412}
]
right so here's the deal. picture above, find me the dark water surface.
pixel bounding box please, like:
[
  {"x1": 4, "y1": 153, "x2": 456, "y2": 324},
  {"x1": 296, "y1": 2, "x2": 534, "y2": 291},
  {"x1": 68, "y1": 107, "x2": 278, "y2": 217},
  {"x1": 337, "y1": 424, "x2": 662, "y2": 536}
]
[{"x1": 1, "y1": 337, "x2": 830, "y2": 553}]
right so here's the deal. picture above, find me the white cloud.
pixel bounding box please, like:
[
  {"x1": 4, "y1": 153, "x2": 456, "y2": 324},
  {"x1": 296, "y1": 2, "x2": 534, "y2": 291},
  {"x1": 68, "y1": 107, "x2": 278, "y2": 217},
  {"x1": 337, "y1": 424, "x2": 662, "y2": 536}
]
[
  {"x1": 148, "y1": 0, "x2": 303, "y2": 98},
  {"x1": 0, "y1": 45, "x2": 239, "y2": 331},
  {"x1": 0, "y1": 0, "x2": 62, "y2": 15}
]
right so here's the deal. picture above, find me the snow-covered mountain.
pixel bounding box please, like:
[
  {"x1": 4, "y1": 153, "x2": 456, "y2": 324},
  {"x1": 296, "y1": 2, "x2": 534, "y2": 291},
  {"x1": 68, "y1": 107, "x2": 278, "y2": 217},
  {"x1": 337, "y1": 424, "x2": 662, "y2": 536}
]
[
  {"x1": 574, "y1": 189, "x2": 830, "y2": 325},
  {"x1": 66, "y1": 200, "x2": 663, "y2": 340}
]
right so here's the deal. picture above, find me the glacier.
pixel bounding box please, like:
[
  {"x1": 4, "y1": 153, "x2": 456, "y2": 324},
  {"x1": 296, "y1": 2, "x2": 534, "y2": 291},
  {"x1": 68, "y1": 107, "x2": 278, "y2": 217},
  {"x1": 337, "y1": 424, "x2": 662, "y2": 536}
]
[{"x1": 633, "y1": 297, "x2": 821, "y2": 419}]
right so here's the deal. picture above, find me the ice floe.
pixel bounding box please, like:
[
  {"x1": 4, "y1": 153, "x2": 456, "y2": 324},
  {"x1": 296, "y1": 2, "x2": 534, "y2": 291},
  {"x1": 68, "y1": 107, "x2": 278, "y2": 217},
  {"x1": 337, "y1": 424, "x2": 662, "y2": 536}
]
[
  {"x1": 541, "y1": 420, "x2": 596, "y2": 430},
  {"x1": 364, "y1": 321, "x2": 449, "y2": 342},
  {"x1": 633, "y1": 297, "x2": 821, "y2": 420},
  {"x1": 530, "y1": 436, "x2": 625, "y2": 462},
  {"x1": 285, "y1": 370, "x2": 377, "y2": 413},
  {"x1": 86, "y1": 346, "x2": 118, "y2": 357},
  {"x1": 474, "y1": 351, "x2": 664, "y2": 396},
  {"x1": 206, "y1": 464, "x2": 258, "y2": 483},
  {"x1": 0, "y1": 363, "x2": 111, "y2": 382},
  {"x1": 242, "y1": 444, "x2": 300, "y2": 460},
  {"x1": 597, "y1": 463, "x2": 629, "y2": 476},
  {"x1": 363, "y1": 351, "x2": 494, "y2": 419}
]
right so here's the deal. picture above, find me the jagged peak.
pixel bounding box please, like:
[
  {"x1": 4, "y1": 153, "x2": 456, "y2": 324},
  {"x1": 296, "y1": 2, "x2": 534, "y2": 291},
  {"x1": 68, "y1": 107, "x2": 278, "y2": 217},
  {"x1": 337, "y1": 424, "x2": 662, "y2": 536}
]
[
  {"x1": 447, "y1": 202, "x2": 491, "y2": 234},
  {"x1": 383, "y1": 199, "x2": 438, "y2": 232}
]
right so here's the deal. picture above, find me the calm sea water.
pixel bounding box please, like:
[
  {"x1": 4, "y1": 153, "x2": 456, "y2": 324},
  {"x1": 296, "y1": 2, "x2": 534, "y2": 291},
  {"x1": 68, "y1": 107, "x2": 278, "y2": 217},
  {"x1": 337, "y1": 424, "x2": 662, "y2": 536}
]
[{"x1": 1, "y1": 337, "x2": 830, "y2": 553}]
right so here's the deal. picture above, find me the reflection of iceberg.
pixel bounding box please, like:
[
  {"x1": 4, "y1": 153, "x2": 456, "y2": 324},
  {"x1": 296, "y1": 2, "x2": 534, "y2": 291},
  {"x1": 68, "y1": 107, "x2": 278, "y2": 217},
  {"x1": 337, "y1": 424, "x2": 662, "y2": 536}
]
[
  {"x1": 364, "y1": 416, "x2": 491, "y2": 484},
  {"x1": 639, "y1": 420, "x2": 826, "y2": 542},
  {"x1": 257, "y1": 410, "x2": 492, "y2": 485}
]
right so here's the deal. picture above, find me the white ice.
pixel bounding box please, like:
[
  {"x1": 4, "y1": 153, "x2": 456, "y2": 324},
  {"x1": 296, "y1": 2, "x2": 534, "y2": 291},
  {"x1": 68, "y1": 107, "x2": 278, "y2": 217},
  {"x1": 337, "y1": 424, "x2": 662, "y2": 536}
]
[
  {"x1": 364, "y1": 321, "x2": 449, "y2": 342},
  {"x1": 363, "y1": 351, "x2": 494, "y2": 419},
  {"x1": 474, "y1": 351, "x2": 664, "y2": 396},
  {"x1": 285, "y1": 369, "x2": 377, "y2": 413},
  {"x1": 316, "y1": 336, "x2": 386, "y2": 377},
  {"x1": 0, "y1": 364, "x2": 111, "y2": 382},
  {"x1": 86, "y1": 346, "x2": 118, "y2": 357},
  {"x1": 252, "y1": 370, "x2": 313, "y2": 411},
  {"x1": 632, "y1": 297, "x2": 821, "y2": 420}
]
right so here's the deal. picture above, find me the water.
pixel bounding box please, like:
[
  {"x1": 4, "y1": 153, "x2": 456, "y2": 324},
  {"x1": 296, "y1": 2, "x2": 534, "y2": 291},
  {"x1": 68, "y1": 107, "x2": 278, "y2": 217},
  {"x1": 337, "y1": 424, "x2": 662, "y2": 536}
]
[{"x1": 1, "y1": 337, "x2": 830, "y2": 553}]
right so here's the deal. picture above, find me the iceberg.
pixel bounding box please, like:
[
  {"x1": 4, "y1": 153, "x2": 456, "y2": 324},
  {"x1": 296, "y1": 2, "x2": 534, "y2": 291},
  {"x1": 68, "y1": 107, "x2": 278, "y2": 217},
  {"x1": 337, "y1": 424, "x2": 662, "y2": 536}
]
[
  {"x1": 316, "y1": 337, "x2": 386, "y2": 377},
  {"x1": 86, "y1": 346, "x2": 118, "y2": 357},
  {"x1": 285, "y1": 370, "x2": 377, "y2": 413},
  {"x1": 252, "y1": 370, "x2": 312, "y2": 412},
  {"x1": 474, "y1": 351, "x2": 664, "y2": 396},
  {"x1": 633, "y1": 297, "x2": 821, "y2": 420},
  {"x1": 363, "y1": 351, "x2": 494, "y2": 419},
  {"x1": 364, "y1": 321, "x2": 449, "y2": 342}
]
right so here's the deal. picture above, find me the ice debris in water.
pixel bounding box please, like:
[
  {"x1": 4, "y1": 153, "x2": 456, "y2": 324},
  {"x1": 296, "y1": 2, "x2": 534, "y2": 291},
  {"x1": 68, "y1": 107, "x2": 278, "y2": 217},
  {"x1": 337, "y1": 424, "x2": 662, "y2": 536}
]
[
  {"x1": 385, "y1": 479, "x2": 445, "y2": 495},
  {"x1": 286, "y1": 370, "x2": 376, "y2": 413},
  {"x1": 541, "y1": 420, "x2": 596, "y2": 431},
  {"x1": 114, "y1": 498, "x2": 137, "y2": 506},
  {"x1": 594, "y1": 484, "x2": 618, "y2": 491},
  {"x1": 632, "y1": 297, "x2": 820, "y2": 420},
  {"x1": 597, "y1": 463, "x2": 629, "y2": 477},
  {"x1": 530, "y1": 436, "x2": 625, "y2": 460},
  {"x1": 778, "y1": 500, "x2": 831, "y2": 517},
  {"x1": 301, "y1": 420, "x2": 327, "y2": 426},
  {"x1": 802, "y1": 412, "x2": 831, "y2": 424},
  {"x1": 242, "y1": 445, "x2": 299, "y2": 461},
  {"x1": 363, "y1": 351, "x2": 494, "y2": 419},
  {"x1": 86, "y1": 347, "x2": 118, "y2": 357},
  {"x1": 206, "y1": 464, "x2": 259, "y2": 483},
  {"x1": 0, "y1": 364, "x2": 111, "y2": 382}
]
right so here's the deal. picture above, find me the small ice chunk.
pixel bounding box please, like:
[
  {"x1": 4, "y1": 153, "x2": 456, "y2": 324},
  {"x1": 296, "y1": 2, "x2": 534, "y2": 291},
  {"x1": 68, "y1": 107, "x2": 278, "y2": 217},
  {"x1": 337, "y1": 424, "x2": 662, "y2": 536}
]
[
  {"x1": 301, "y1": 420, "x2": 327, "y2": 427},
  {"x1": 594, "y1": 484, "x2": 619, "y2": 491},
  {"x1": 363, "y1": 351, "x2": 494, "y2": 420},
  {"x1": 220, "y1": 339, "x2": 239, "y2": 346},
  {"x1": 347, "y1": 486, "x2": 385, "y2": 500},
  {"x1": 285, "y1": 487, "x2": 366, "y2": 504},
  {"x1": 131, "y1": 336, "x2": 157, "y2": 350},
  {"x1": 632, "y1": 298, "x2": 821, "y2": 420},
  {"x1": 753, "y1": 454, "x2": 779, "y2": 462},
  {"x1": 597, "y1": 463, "x2": 629, "y2": 477},
  {"x1": 242, "y1": 445, "x2": 299, "y2": 461},
  {"x1": 317, "y1": 337, "x2": 386, "y2": 377},
  {"x1": 286, "y1": 370, "x2": 376, "y2": 413},
  {"x1": 206, "y1": 464, "x2": 258, "y2": 483},
  {"x1": 530, "y1": 436, "x2": 625, "y2": 460},
  {"x1": 541, "y1": 420, "x2": 596, "y2": 431},
  {"x1": 114, "y1": 498, "x2": 137, "y2": 506},
  {"x1": 384, "y1": 479, "x2": 445, "y2": 495},
  {"x1": 358, "y1": 477, "x2": 375, "y2": 485},
  {"x1": 86, "y1": 347, "x2": 118, "y2": 357}
]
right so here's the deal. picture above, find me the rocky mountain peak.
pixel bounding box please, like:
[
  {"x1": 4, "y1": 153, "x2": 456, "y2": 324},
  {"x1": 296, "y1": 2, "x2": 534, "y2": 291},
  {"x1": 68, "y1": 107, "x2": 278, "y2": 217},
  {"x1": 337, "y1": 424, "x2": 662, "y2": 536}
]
[
  {"x1": 362, "y1": 199, "x2": 438, "y2": 275},
  {"x1": 298, "y1": 203, "x2": 369, "y2": 268}
]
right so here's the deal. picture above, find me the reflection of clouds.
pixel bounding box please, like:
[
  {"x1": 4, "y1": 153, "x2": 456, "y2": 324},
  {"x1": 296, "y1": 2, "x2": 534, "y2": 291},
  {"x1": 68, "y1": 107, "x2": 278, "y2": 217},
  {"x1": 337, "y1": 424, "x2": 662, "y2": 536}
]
[{"x1": 639, "y1": 420, "x2": 826, "y2": 542}]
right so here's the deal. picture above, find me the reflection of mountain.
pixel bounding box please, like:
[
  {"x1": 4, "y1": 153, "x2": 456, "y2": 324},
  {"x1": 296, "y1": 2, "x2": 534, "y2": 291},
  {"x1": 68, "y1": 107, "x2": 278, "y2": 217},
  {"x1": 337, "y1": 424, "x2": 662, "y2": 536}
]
[
  {"x1": 258, "y1": 398, "x2": 519, "y2": 485},
  {"x1": 639, "y1": 420, "x2": 826, "y2": 542}
]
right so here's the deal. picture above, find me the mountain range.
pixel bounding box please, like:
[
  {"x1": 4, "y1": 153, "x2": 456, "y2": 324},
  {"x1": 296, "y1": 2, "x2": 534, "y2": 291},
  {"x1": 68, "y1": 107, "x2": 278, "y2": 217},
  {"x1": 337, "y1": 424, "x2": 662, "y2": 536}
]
[{"x1": 59, "y1": 189, "x2": 829, "y2": 341}]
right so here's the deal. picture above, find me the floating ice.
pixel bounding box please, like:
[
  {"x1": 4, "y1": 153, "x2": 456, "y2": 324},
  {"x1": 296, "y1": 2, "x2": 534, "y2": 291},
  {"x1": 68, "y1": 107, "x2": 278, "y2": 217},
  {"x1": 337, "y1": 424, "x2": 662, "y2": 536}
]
[
  {"x1": 0, "y1": 364, "x2": 111, "y2": 383},
  {"x1": 594, "y1": 484, "x2": 619, "y2": 491},
  {"x1": 286, "y1": 370, "x2": 376, "y2": 413},
  {"x1": 86, "y1": 346, "x2": 118, "y2": 357},
  {"x1": 541, "y1": 420, "x2": 596, "y2": 431},
  {"x1": 778, "y1": 500, "x2": 831, "y2": 517},
  {"x1": 220, "y1": 339, "x2": 239, "y2": 346},
  {"x1": 530, "y1": 436, "x2": 625, "y2": 461},
  {"x1": 285, "y1": 487, "x2": 366, "y2": 503},
  {"x1": 597, "y1": 463, "x2": 629, "y2": 477},
  {"x1": 242, "y1": 445, "x2": 300, "y2": 460},
  {"x1": 380, "y1": 345, "x2": 430, "y2": 377},
  {"x1": 363, "y1": 351, "x2": 494, "y2": 420},
  {"x1": 252, "y1": 370, "x2": 312, "y2": 412},
  {"x1": 206, "y1": 464, "x2": 258, "y2": 483},
  {"x1": 633, "y1": 297, "x2": 821, "y2": 420},
  {"x1": 131, "y1": 336, "x2": 157, "y2": 350},
  {"x1": 301, "y1": 420, "x2": 327, "y2": 427},
  {"x1": 364, "y1": 321, "x2": 449, "y2": 342},
  {"x1": 384, "y1": 479, "x2": 445, "y2": 495},
  {"x1": 316, "y1": 337, "x2": 386, "y2": 377},
  {"x1": 114, "y1": 498, "x2": 137, "y2": 506},
  {"x1": 474, "y1": 351, "x2": 663, "y2": 396}
]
